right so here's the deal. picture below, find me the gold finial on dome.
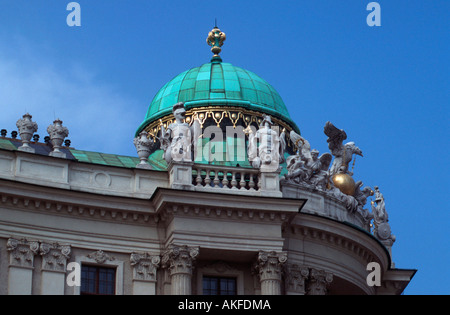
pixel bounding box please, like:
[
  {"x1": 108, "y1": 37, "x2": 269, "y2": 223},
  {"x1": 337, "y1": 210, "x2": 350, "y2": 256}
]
[{"x1": 206, "y1": 24, "x2": 226, "y2": 62}]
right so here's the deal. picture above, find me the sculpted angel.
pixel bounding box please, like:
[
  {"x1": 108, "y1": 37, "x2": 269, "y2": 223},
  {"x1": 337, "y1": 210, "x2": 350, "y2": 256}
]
[{"x1": 323, "y1": 121, "x2": 363, "y2": 176}]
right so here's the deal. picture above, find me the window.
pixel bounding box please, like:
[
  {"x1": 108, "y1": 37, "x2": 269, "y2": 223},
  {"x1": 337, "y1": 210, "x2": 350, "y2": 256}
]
[
  {"x1": 203, "y1": 276, "x2": 237, "y2": 295},
  {"x1": 80, "y1": 265, "x2": 116, "y2": 295}
]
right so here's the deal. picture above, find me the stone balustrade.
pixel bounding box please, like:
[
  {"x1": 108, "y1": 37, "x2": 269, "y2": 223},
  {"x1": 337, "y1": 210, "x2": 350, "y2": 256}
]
[{"x1": 192, "y1": 164, "x2": 260, "y2": 192}]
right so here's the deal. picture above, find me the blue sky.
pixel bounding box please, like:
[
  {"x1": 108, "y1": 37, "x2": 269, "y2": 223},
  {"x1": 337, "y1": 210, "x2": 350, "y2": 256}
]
[{"x1": 0, "y1": 0, "x2": 448, "y2": 294}]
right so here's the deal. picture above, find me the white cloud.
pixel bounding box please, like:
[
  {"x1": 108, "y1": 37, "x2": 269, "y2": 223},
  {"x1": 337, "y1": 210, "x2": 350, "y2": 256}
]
[{"x1": 0, "y1": 37, "x2": 141, "y2": 156}]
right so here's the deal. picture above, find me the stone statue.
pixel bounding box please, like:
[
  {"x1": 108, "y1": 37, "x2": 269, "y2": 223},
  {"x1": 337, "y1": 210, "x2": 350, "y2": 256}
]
[
  {"x1": 285, "y1": 130, "x2": 332, "y2": 190},
  {"x1": 323, "y1": 121, "x2": 363, "y2": 176},
  {"x1": 159, "y1": 102, "x2": 201, "y2": 164},
  {"x1": 354, "y1": 181, "x2": 374, "y2": 208},
  {"x1": 371, "y1": 186, "x2": 395, "y2": 243},
  {"x1": 246, "y1": 115, "x2": 285, "y2": 172}
]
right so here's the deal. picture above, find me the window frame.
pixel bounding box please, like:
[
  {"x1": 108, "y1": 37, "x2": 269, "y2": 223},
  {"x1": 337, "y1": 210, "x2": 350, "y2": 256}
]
[
  {"x1": 202, "y1": 275, "x2": 237, "y2": 295},
  {"x1": 196, "y1": 262, "x2": 244, "y2": 295},
  {"x1": 80, "y1": 264, "x2": 117, "y2": 295},
  {"x1": 73, "y1": 254, "x2": 124, "y2": 295}
]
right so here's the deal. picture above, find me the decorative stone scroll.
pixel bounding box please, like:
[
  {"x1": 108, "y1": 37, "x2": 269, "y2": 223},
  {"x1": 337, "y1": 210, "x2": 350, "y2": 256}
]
[
  {"x1": 40, "y1": 242, "x2": 71, "y2": 272},
  {"x1": 306, "y1": 268, "x2": 333, "y2": 295},
  {"x1": 284, "y1": 264, "x2": 310, "y2": 295},
  {"x1": 87, "y1": 250, "x2": 115, "y2": 264},
  {"x1": 255, "y1": 251, "x2": 287, "y2": 295},
  {"x1": 162, "y1": 244, "x2": 199, "y2": 295},
  {"x1": 130, "y1": 252, "x2": 160, "y2": 282},
  {"x1": 6, "y1": 238, "x2": 39, "y2": 268}
]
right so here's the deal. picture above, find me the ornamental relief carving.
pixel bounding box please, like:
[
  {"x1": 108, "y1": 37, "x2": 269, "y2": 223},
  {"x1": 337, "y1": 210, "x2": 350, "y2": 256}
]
[
  {"x1": 87, "y1": 250, "x2": 115, "y2": 264},
  {"x1": 254, "y1": 251, "x2": 287, "y2": 282},
  {"x1": 6, "y1": 238, "x2": 39, "y2": 268},
  {"x1": 40, "y1": 242, "x2": 71, "y2": 272},
  {"x1": 161, "y1": 245, "x2": 199, "y2": 276},
  {"x1": 130, "y1": 252, "x2": 160, "y2": 282}
]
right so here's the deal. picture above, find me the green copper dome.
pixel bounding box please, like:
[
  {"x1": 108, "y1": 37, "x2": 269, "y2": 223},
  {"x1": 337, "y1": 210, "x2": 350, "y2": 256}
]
[{"x1": 136, "y1": 61, "x2": 299, "y2": 134}]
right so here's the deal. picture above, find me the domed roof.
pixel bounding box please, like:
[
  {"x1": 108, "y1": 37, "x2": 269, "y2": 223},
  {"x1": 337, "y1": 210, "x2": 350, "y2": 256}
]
[{"x1": 136, "y1": 61, "x2": 299, "y2": 134}]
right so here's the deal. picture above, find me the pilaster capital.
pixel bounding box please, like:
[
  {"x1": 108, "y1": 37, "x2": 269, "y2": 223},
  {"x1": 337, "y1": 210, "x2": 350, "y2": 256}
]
[
  {"x1": 40, "y1": 242, "x2": 71, "y2": 272},
  {"x1": 306, "y1": 268, "x2": 333, "y2": 295},
  {"x1": 284, "y1": 264, "x2": 309, "y2": 294},
  {"x1": 6, "y1": 238, "x2": 39, "y2": 268},
  {"x1": 130, "y1": 252, "x2": 161, "y2": 282},
  {"x1": 255, "y1": 251, "x2": 287, "y2": 282},
  {"x1": 161, "y1": 245, "x2": 199, "y2": 276}
]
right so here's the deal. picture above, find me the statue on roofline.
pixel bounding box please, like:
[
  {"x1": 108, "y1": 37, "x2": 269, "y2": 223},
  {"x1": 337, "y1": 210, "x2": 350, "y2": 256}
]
[
  {"x1": 323, "y1": 121, "x2": 363, "y2": 177},
  {"x1": 284, "y1": 130, "x2": 332, "y2": 191},
  {"x1": 371, "y1": 186, "x2": 395, "y2": 243},
  {"x1": 246, "y1": 115, "x2": 286, "y2": 172},
  {"x1": 159, "y1": 102, "x2": 201, "y2": 164}
]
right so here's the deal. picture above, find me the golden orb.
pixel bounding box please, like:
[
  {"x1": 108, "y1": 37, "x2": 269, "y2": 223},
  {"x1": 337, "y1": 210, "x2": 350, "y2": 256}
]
[{"x1": 332, "y1": 173, "x2": 356, "y2": 196}]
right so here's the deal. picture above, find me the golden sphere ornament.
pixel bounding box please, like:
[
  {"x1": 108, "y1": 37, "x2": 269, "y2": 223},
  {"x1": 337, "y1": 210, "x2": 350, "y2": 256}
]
[{"x1": 332, "y1": 173, "x2": 356, "y2": 196}]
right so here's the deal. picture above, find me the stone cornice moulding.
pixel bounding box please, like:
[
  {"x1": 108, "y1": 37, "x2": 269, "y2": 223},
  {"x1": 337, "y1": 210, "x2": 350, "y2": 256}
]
[
  {"x1": 287, "y1": 214, "x2": 390, "y2": 271},
  {"x1": 0, "y1": 149, "x2": 168, "y2": 199},
  {"x1": 151, "y1": 187, "x2": 305, "y2": 224},
  {"x1": 0, "y1": 178, "x2": 158, "y2": 225}
]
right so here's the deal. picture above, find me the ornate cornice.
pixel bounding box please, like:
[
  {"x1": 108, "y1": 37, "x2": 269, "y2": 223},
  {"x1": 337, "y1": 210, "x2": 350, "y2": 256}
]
[
  {"x1": 287, "y1": 218, "x2": 387, "y2": 269},
  {"x1": 0, "y1": 186, "x2": 157, "y2": 226}
]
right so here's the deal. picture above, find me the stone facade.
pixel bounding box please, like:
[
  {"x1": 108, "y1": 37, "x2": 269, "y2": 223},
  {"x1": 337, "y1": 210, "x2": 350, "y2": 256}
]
[{"x1": 0, "y1": 146, "x2": 415, "y2": 295}]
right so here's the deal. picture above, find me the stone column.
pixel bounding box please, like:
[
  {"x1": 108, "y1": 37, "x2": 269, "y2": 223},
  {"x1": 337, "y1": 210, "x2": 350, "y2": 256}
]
[
  {"x1": 130, "y1": 252, "x2": 160, "y2": 295},
  {"x1": 284, "y1": 264, "x2": 309, "y2": 295},
  {"x1": 255, "y1": 251, "x2": 287, "y2": 295},
  {"x1": 6, "y1": 238, "x2": 39, "y2": 295},
  {"x1": 39, "y1": 242, "x2": 71, "y2": 295},
  {"x1": 162, "y1": 245, "x2": 199, "y2": 295},
  {"x1": 306, "y1": 268, "x2": 333, "y2": 295}
]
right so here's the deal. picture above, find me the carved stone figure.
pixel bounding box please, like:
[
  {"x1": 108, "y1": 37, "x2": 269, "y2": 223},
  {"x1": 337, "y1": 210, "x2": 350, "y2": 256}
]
[
  {"x1": 371, "y1": 186, "x2": 395, "y2": 243},
  {"x1": 247, "y1": 115, "x2": 285, "y2": 172},
  {"x1": 159, "y1": 102, "x2": 201, "y2": 164},
  {"x1": 285, "y1": 130, "x2": 332, "y2": 190},
  {"x1": 354, "y1": 181, "x2": 374, "y2": 208},
  {"x1": 323, "y1": 121, "x2": 363, "y2": 177},
  {"x1": 16, "y1": 113, "x2": 38, "y2": 153}
]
